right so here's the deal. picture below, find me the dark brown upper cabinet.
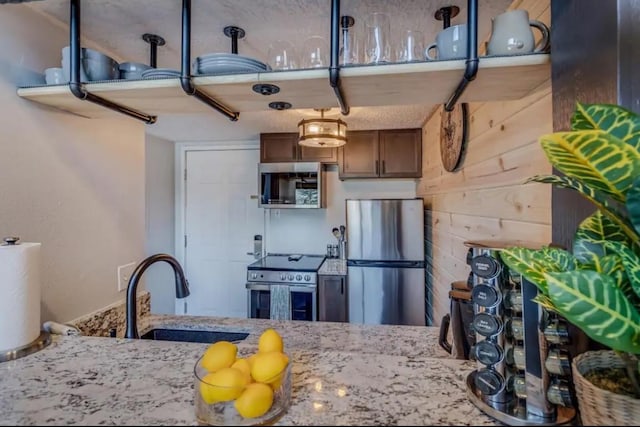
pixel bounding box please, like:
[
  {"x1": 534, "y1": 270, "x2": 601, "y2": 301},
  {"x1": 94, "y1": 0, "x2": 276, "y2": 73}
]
[
  {"x1": 338, "y1": 128, "x2": 422, "y2": 179},
  {"x1": 260, "y1": 133, "x2": 338, "y2": 163}
]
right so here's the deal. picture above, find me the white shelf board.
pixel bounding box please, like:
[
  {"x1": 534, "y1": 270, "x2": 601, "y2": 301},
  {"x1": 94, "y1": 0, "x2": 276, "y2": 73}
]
[{"x1": 16, "y1": 54, "x2": 550, "y2": 119}]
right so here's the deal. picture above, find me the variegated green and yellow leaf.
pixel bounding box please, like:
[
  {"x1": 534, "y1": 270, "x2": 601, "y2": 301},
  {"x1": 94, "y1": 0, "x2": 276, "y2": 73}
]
[
  {"x1": 529, "y1": 174, "x2": 640, "y2": 246},
  {"x1": 545, "y1": 270, "x2": 640, "y2": 354},
  {"x1": 500, "y1": 247, "x2": 577, "y2": 294},
  {"x1": 533, "y1": 294, "x2": 558, "y2": 312},
  {"x1": 573, "y1": 211, "x2": 630, "y2": 265},
  {"x1": 628, "y1": 177, "x2": 640, "y2": 236},
  {"x1": 572, "y1": 103, "x2": 640, "y2": 151},
  {"x1": 604, "y1": 241, "x2": 640, "y2": 300},
  {"x1": 598, "y1": 254, "x2": 628, "y2": 287},
  {"x1": 539, "y1": 130, "x2": 640, "y2": 203}
]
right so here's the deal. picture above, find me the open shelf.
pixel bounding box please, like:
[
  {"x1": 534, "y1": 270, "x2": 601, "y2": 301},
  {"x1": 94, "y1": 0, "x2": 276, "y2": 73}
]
[{"x1": 17, "y1": 54, "x2": 550, "y2": 119}]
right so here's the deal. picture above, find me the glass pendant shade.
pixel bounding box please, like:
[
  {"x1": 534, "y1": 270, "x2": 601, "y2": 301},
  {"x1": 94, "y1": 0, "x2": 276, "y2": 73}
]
[{"x1": 298, "y1": 111, "x2": 347, "y2": 147}]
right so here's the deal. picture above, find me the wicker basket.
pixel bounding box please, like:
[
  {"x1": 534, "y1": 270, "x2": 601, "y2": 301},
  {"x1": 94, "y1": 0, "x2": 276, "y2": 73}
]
[{"x1": 572, "y1": 350, "x2": 640, "y2": 425}]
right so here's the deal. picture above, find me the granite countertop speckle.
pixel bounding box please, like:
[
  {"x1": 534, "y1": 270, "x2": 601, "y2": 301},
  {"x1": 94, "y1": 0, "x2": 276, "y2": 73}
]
[
  {"x1": 318, "y1": 259, "x2": 347, "y2": 276},
  {"x1": 0, "y1": 315, "x2": 499, "y2": 426}
]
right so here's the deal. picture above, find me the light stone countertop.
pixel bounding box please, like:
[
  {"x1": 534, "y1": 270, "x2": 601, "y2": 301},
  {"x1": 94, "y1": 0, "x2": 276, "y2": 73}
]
[
  {"x1": 318, "y1": 259, "x2": 347, "y2": 276},
  {"x1": 0, "y1": 314, "x2": 500, "y2": 426}
]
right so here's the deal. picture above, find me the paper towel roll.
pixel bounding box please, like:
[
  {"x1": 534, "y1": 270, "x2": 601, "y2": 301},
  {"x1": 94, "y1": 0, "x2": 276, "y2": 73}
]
[{"x1": 0, "y1": 242, "x2": 41, "y2": 351}]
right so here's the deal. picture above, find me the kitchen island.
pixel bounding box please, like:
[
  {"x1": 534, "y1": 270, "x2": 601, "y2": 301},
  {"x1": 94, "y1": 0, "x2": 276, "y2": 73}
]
[{"x1": 0, "y1": 315, "x2": 498, "y2": 425}]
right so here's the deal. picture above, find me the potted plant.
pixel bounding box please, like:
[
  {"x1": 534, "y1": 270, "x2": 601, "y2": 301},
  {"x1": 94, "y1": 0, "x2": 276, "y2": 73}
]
[{"x1": 499, "y1": 102, "x2": 640, "y2": 425}]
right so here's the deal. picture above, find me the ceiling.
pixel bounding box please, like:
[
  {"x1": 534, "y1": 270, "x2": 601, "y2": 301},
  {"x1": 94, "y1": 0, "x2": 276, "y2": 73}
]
[{"x1": 27, "y1": 0, "x2": 512, "y2": 142}]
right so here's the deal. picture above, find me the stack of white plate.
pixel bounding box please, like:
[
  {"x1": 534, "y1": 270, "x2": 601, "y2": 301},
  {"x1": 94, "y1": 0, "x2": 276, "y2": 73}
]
[
  {"x1": 194, "y1": 53, "x2": 270, "y2": 75},
  {"x1": 141, "y1": 68, "x2": 181, "y2": 79}
]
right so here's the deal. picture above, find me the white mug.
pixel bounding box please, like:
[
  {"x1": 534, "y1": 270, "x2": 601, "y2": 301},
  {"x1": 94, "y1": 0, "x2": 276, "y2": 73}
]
[{"x1": 425, "y1": 24, "x2": 468, "y2": 60}]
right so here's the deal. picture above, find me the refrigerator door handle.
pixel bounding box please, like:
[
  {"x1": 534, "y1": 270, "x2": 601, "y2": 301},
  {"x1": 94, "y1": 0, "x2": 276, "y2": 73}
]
[{"x1": 347, "y1": 260, "x2": 425, "y2": 268}]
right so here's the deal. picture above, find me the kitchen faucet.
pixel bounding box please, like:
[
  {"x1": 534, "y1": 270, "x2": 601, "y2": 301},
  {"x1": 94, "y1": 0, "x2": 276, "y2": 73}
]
[{"x1": 124, "y1": 254, "x2": 190, "y2": 339}]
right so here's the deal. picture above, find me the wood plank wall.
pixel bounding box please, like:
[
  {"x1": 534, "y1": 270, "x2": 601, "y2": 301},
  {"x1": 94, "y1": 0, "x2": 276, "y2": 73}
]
[{"x1": 417, "y1": 0, "x2": 552, "y2": 325}]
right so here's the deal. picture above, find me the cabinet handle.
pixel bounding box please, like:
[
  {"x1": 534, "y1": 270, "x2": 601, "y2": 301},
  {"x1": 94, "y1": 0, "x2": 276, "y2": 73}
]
[
  {"x1": 375, "y1": 160, "x2": 379, "y2": 175},
  {"x1": 341, "y1": 282, "x2": 344, "y2": 295},
  {"x1": 292, "y1": 145, "x2": 297, "y2": 159},
  {"x1": 382, "y1": 160, "x2": 386, "y2": 174}
]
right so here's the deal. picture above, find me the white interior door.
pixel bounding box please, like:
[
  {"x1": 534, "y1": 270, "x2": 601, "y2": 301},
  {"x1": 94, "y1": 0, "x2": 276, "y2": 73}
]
[{"x1": 183, "y1": 148, "x2": 262, "y2": 317}]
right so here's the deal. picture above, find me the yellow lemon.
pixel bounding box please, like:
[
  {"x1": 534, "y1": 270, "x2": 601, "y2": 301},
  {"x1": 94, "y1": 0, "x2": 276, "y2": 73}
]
[
  {"x1": 258, "y1": 328, "x2": 284, "y2": 354},
  {"x1": 247, "y1": 353, "x2": 259, "y2": 370},
  {"x1": 201, "y1": 341, "x2": 237, "y2": 373},
  {"x1": 199, "y1": 367, "x2": 249, "y2": 403},
  {"x1": 251, "y1": 351, "x2": 288, "y2": 384},
  {"x1": 231, "y1": 358, "x2": 253, "y2": 383},
  {"x1": 234, "y1": 383, "x2": 274, "y2": 419}
]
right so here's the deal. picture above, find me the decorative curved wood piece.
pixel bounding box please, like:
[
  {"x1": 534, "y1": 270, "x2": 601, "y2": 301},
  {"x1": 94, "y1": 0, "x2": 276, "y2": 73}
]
[{"x1": 440, "y1": 103, "x2": 468, "y2": 172}]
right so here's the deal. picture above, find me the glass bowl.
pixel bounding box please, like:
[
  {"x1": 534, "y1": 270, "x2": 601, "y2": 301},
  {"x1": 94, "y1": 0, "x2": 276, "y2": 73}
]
[{"x1": 194, "y1": 355, "x2": 292, "y2": 426}]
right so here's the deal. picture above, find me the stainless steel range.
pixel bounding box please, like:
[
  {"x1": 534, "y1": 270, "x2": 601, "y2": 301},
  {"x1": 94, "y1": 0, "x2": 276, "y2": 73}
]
[{"x1": 246, "y1": 254, "x2": 325, "y2": 321}]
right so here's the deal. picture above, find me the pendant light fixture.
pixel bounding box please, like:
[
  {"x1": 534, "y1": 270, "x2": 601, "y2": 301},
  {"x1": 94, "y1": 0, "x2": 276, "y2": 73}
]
[{"x1": 298, "y1": 108, "x2": 348, "y2": 147}]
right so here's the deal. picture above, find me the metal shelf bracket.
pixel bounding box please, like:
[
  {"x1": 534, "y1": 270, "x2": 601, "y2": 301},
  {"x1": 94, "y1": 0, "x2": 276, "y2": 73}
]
[
  {"x1": 69, "y1": 0, "x2": 157, "y2": 124},
  {"x1": 180, "y1": 0, "x2": 239, "y2": 122},
  {"x1": 330, "y1": 0, "x2": 349, "y2": 116},
  {"x1": 444, "y1": 0, "x2": 479, "y2": 112}
]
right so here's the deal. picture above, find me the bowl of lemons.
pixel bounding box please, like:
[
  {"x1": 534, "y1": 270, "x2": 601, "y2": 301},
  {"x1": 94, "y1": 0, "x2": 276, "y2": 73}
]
[{"x1": 194, "y1": 328, "x2": 292, "y2": 426}]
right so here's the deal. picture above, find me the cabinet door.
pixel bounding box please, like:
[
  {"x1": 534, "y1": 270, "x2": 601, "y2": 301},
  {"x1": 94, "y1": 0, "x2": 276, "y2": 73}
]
[
  {"x1": 338, "y1": 130, "x2": 379, "y2": 179},
  {"x1": 379, "y1": 129, "x2": 422, "y2": 178},
  {"x1": 260, "y1": 133, "x2": 298, "y2": 163},
  {"x1": 318, "y1": 276, "x2": 348, "y2": 322},
  {"x1": 299, "y1": 145, "x2": 338, "y2": 163}
]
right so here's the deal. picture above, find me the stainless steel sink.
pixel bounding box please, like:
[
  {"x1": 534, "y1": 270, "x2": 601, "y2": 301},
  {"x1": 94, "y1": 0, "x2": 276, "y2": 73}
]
[{"x1": 139, "y1": 328, "x2": 249, "y2": 344}]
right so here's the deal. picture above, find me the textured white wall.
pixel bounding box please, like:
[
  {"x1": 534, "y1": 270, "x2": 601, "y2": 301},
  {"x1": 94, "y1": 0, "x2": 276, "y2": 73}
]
[
  {"x1": 144, "y1": 134, "x2": 176, "y2": 314},
  {"x1": 0, "y1": 4, "x2": 145, "y2": 322},
  {"x1": 265, "y1": 165, "x2": 417, "y2": 255}
]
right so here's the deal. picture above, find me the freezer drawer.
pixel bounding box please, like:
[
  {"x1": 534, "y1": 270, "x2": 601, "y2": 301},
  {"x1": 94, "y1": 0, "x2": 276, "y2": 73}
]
[{"x1": 348, "y1": 265, "x2": 425, "y2": 326}]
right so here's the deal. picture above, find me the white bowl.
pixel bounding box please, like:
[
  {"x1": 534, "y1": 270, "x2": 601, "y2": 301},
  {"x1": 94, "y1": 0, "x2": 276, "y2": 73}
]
[
  {"x1": 45, "y1": 67, "x2": 65, "y2": 85},
  {"x1": 61, "y1": 46, "x2": 119, "y2": 81}
]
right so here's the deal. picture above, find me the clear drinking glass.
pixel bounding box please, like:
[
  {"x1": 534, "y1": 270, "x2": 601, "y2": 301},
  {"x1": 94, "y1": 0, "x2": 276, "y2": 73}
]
[
  {"x1": 301, "y1": 36, "x2": 328, "y2": 69},
  {"x1": 267, "y1": 40, "x2": 298, "y2": 70},
  {"x1": 340, "y1": 26, "x2": 360, "y2": 65},
  {"x1": 364, "y1": 12, "x2": 391, "y2": 64},
  {"x1": 397, "y1": 30, "x2": 425, "y2": 62}
]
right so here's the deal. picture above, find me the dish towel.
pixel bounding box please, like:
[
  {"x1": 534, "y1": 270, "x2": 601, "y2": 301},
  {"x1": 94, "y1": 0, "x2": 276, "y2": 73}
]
[{"x1": 270, "y1": 285, "x2": 291, "y2": 320}]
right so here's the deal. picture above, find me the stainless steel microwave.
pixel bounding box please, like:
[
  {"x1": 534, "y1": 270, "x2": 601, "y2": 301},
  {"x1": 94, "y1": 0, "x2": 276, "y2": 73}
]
[{"x1": 258, "y1": 162, "x2": 325, "y2": 209}]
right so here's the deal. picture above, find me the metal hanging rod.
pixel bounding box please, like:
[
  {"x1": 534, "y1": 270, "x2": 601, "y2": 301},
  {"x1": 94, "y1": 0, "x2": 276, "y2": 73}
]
[
  {"x1": 142, "y1": 33, "x2": 165, "y2": 68},
  {"x1": 444, "y1": 0, "x2": 478, "y2": 112},
  {"x1": 180, "y1": 0, "x2": 239, "y2": 121},
  {"x1": 224, "y1": 26, "x2": 245, "y2": 55},
  {"x1": 329, "y1": 0, "x2": 349, "y2": 116},
  {"x1": 69, "y1": 0, "x2": 156, "y2": 124}
]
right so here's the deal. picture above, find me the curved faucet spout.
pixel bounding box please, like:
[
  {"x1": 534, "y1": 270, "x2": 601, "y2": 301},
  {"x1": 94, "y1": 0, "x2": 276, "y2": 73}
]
[{"x1": 125, "y1": 254, "x2": 190, "y2": 339}]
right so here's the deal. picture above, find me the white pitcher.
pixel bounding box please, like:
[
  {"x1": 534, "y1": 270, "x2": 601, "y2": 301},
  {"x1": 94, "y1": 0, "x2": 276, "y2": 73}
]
[{"x1": 487, "y1": 10, "x2": 550, "y2": 56}]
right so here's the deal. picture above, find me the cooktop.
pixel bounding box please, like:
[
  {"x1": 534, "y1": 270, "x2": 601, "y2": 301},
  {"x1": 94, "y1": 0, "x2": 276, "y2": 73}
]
[{"x1": 247, "y1": 254, "x2": 326, "y2": 272}]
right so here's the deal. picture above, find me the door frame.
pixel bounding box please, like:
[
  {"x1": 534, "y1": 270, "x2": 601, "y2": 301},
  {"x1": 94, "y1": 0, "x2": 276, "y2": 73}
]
[{"x1": 174, "y1": 141, "x2": 260, "y2": 314}]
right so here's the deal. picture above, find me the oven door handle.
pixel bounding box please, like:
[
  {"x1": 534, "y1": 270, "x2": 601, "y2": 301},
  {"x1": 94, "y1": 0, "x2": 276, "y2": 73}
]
[
  {"x1": 288, "y1": 284, "x2": 317, "y2": 292},
  {"x1": 246, "y1": 283, "x2": 271, "y2": 291}
]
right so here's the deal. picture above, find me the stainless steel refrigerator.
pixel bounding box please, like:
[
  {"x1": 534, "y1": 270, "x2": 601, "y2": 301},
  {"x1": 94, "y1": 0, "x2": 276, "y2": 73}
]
[{"x1": 346, "y1": 198, "x2": 425, "y2": 326}]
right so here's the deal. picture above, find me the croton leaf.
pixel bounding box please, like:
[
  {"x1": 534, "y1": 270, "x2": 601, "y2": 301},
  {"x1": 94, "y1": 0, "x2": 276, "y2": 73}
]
[
  {"x1": 529, "y1": 174, "x2": 640, "y2": 246},
  {"x1": 596, "y1": 254, "x2": 626, "y2": 282},
  {"x1": 571, "y1": 103, "x2": 640, "y2": 151},
  {"x1": 533, "y1": 294, "x2": 558, "y2": 312},
  {"x1": 500, "y1": 247, "x2": 577, "y2": 294},
  {"x1": 604, "y1": 241, "x2": 640, "y2": 300},
  {"x1": 573, "y1": 211, "x2": 630, "y2": 265},
  {"x1": 628, "y1": 177, "x2": 640, "y2": 236},
  {"x1": 545, "y1": 270, "x2": 640, "y2": 354},
  {"x1": 539, "y1": 130, "x2": 640, "y2": 203}
]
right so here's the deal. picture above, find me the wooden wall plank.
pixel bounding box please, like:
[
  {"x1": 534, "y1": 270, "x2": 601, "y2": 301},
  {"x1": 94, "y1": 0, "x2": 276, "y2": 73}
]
[
  {"x1": 421, "y1": 0, "x2": 553, "y2": 326},
  {"x1": 424, "y1": 182, "x2": 550, "y2": 224}
]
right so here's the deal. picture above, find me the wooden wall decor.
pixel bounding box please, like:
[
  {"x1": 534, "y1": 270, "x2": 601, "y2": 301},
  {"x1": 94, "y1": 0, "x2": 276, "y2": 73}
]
[{"x1": 440, "y1": 103, "x2": 469, "y2": 172}]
